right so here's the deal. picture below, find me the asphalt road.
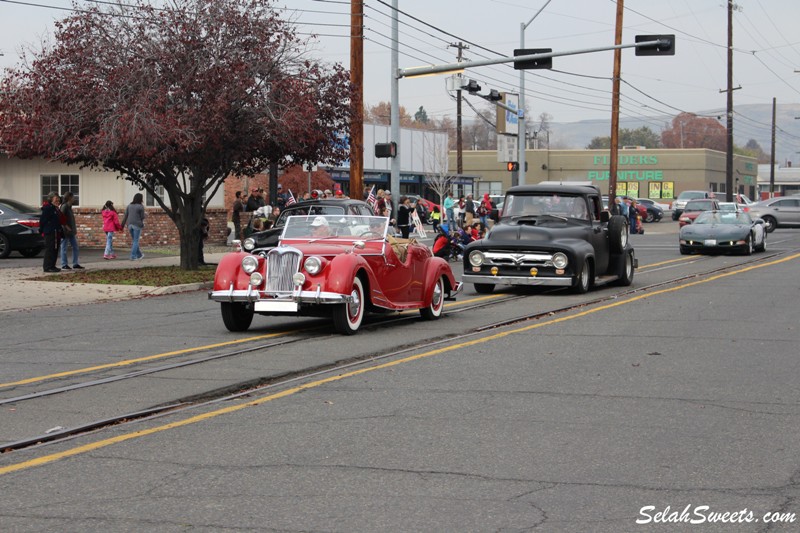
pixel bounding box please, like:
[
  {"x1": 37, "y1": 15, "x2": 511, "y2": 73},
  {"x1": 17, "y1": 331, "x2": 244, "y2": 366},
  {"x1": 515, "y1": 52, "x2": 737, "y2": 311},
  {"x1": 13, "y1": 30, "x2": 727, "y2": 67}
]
[{"x1": 2, "y1": 221, "x2": 800, "y2": 531}]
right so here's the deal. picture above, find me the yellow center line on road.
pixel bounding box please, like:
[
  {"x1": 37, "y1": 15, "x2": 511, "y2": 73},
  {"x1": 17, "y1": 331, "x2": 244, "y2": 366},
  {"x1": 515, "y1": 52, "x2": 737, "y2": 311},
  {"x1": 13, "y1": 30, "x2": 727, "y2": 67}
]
[
  {"x1": 3, "y1": 252, "x2": 797, "y2": 477},
  {"x1": 0, "y1": 295, "x2": 503, "y2": 390}
]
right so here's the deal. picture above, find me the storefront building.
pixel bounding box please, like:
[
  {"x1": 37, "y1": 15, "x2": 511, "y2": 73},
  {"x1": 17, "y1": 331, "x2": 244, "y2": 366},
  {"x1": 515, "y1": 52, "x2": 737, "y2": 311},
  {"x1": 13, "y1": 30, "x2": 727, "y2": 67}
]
[{"x1": 452, "y1": 148, "x2": 758, "y2": 201}]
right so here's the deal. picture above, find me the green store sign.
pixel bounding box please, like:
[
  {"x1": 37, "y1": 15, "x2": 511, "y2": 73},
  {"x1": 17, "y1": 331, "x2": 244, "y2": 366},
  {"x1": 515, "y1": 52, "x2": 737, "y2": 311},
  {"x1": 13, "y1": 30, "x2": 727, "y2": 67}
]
[{"x1": 588, "y1": 155, "x2": 663, "y2": 181}]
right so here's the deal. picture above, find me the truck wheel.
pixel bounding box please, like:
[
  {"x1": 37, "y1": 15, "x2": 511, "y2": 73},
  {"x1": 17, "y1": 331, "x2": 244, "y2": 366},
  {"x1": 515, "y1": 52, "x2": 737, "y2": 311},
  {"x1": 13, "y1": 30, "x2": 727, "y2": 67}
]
[
  {"x1": 614, "y1": 252, "x2": 634, "y2": 286},
  {"x1": 571, "y1": 262, "x2": 591, "y2": 294},
  {"x1": 474, "y1": 283, "x2": 494, "y2": 294}
]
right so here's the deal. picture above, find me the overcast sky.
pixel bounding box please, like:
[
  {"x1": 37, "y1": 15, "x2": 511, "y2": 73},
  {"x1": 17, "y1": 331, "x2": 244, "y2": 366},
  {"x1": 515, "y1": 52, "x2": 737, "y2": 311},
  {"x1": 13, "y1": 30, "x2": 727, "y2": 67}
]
[{"x1": 2, "y1": 0, "x2": 799, "y2": 148}]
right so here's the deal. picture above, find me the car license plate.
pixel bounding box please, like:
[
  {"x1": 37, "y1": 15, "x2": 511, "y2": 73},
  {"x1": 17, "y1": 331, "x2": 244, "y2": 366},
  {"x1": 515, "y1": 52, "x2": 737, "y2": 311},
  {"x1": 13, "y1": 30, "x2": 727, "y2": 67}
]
[
  {"x1": 704, "y1": 239, "x2": 717, "y2": 246},
  {"x1": 254, "y1": 300, "x2": 298, "y2": 313}
]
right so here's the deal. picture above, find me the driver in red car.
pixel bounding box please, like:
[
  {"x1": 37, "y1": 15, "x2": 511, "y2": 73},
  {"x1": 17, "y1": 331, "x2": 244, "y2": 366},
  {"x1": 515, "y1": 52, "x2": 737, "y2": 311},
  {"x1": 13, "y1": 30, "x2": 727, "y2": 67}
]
[{"x1": 310, "y1": 216, "x2": 332, "y2": 237}]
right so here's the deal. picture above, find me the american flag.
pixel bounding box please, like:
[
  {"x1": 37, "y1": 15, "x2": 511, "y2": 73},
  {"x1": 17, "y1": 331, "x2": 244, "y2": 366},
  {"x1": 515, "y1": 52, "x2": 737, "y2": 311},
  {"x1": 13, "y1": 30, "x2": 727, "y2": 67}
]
[
  {"x1": 286, "y1": 189, "x2": 297, "y2": 206},
  {"x1": 366, "y1": 185, "x2": 376, "y2": 207}
]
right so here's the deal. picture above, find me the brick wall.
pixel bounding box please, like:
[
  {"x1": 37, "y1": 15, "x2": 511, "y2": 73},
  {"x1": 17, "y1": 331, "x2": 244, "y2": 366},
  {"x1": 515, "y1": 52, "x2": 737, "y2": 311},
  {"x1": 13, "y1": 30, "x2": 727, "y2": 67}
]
[{"x1": 72, "y1": 208, "x2": 252, "y2": 248}]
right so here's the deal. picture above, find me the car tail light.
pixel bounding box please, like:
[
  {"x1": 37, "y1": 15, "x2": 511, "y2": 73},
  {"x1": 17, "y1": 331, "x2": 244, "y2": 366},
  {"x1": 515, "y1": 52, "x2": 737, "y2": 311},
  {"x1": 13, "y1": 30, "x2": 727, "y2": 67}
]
[{"x1": 16, "y1": 219, "x2": 40, "y2": 228}]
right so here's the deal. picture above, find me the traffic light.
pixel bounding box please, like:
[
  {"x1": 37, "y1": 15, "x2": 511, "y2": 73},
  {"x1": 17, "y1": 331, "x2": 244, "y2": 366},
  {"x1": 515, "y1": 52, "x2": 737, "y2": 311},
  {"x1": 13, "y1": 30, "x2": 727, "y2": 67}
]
[
  {"x1": 635, "y1": 35, "x2": 675, "y2": 56},
  {"x1": 375, "y1": 142, "x2": 397, "y2": 158},
  {"x1": 514, "y1": 48, "x2": 553, "y2": 70},
  {"x1": 507, "y1": 162, "x2": 519, "y2": 172}
]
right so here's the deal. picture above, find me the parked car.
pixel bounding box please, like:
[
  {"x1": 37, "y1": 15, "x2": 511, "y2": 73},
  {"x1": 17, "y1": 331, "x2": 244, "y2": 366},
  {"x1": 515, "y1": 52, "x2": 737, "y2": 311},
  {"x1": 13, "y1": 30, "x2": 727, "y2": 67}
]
[
  {"x1": 746, "y1": 197, "x2": 800, "y2": 233},
  {"x1": 210, "y1": 215, "x2": 462, "y2": 334},
  {"x1": 638, "y1": 197, "x2": 671, "y2": 211},
  {"x1": 244, "y1": 199, "x2": 373, "y2": 250},
  {"x1": 678, "y1": 198, "x2": 721, "y2": 227},
  {"x1": 679, "y1": 210, "x2": 766, "y2": 255},
  {"x1": 0, "y1": 199, "x2": 46, "y2": 259},
  {"x1": 633, "y1": 198, "x2": 664, "y2": 222},
  {"x1": 462, "y1": 184, "x2": 635, "y2": 294},
  {"x1": 672, "y1": 190, "x2": 716, "y2": 220}
]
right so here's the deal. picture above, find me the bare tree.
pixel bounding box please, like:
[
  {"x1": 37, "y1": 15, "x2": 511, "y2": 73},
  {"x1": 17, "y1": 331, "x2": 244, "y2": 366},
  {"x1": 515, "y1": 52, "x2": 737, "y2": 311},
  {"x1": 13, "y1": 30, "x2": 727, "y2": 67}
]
[{"x1": 421, "y1": 130, "x2": 455, "y2": 208}]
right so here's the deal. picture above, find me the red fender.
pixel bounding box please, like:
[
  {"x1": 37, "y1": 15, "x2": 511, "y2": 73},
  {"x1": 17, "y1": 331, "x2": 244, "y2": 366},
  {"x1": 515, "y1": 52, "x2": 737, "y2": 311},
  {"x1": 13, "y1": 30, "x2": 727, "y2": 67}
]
[
  {"x1": 421, "y1": 257, "x2": 457, "y2": 305},
  {"x1": 214, "y1": 252, "x2": 262, "y2": 291},
  {"x1": 317, "y1": 253, "x2": 373, "y2": 296}
]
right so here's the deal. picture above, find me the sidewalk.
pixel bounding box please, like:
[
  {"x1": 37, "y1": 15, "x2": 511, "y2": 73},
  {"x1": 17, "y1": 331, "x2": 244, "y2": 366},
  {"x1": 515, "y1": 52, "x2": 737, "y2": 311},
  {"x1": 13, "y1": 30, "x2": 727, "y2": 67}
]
[{"x1": 0, "y1": 247, "x2": 228, "y2": 313}]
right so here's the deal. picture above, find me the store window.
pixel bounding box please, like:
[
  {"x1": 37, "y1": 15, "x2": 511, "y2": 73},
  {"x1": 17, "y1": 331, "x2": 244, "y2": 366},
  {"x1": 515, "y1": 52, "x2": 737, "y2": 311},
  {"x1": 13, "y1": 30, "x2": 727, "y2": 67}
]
[{"x1": 41, "y1": 174, "x2": 80, "y2": 205}]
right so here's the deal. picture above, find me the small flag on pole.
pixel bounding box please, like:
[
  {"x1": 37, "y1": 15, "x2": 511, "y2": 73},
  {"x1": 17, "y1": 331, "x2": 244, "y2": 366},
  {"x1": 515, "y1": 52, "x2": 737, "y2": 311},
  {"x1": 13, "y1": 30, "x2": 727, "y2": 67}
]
[
  {"x1": 286, "y1": 189, "x2": 296, "y2": 206},
  {"x1": 366, "y1": 185, "x2": 376, "y2": 207}
]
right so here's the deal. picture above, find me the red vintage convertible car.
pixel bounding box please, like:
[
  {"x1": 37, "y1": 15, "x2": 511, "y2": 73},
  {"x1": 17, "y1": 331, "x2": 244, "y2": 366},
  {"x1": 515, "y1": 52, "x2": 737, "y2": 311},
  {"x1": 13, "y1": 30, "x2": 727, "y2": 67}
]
[{"x1": 209, "y1": 215, "x2": 462, "y2": 334}]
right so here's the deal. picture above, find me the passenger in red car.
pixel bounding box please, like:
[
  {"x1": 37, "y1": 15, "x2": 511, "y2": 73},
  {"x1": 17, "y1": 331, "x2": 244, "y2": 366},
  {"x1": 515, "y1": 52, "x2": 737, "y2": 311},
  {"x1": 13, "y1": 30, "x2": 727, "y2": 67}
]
[{"x1": 310, "y1": 216, "x2": 332, "y2": 237}]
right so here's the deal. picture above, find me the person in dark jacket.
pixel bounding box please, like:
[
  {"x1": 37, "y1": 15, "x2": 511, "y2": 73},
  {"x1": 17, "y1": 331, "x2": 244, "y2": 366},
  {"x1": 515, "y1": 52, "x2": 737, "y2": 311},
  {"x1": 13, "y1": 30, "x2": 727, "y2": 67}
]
[
  {"x1": 40, "y1": 191, "x2": 63, "y2": 272},
  {"x1": 396, "y1": 196, "x2": 416, "y2": 239},
  {"x1": 59, "y1": 191, "x2": 83, "y2": 270},
  {"x1": 121, "y1": 193, "x2": 147, "y2": 260}
]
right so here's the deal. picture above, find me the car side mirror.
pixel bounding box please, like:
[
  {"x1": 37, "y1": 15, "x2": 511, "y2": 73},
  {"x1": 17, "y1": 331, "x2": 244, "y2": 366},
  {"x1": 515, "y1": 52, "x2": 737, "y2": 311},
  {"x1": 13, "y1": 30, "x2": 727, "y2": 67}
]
[
  {"x1": 600, "y1": 210, "x2": 610, "y2": 223},
  {"x1": 754, "y1": 218, "x2": 764, "y2": 225}
]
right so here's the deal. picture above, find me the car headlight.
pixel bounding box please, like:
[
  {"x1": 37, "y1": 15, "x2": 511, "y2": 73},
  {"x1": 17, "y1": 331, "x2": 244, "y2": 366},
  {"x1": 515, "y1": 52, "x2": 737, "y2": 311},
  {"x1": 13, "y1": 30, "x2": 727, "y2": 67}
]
[
  {"x1": 243, "y1": 237, "x2": 256, "y2": 251},
  {"x1": 552, "y1": 252, "x2": 568, "y2": 269},
  {"x1": 304, "y1": 256, "x2": 323, "y2": 275},
  {"x1": 679, "y1": 216, "x2": 691, "y2": 223},
  {"x1": 469, "y1": 251, "x2": 485, "y2": 267},
  {"x1": 249, "y1": 272, "x2": 263, "y2": 287},
  {"x1": 242, "y1": 255, "x2": 259, "y2": 274}
]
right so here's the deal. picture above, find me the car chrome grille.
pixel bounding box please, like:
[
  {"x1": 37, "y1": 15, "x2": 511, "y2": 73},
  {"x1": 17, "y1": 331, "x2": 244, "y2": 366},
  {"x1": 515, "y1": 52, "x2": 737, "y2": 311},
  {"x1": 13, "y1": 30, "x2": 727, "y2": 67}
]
[
  {"x1": 266, "y1": 247, "x2": 301, "y2": 294},
  {"x1": 484, "y1": 251, "x2": 554, "y2": 267}
]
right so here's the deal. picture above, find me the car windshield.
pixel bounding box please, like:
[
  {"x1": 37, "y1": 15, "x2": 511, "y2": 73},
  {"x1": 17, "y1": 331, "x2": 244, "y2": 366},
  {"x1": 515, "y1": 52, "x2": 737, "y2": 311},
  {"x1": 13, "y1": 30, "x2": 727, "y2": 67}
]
[
  {"x1": 694, "y1": 211, "x2": 752, "y2": 225},
  {"x1": 275, "y1": 205, "x2": 347, "y2": 227},
  {"x1": 503, "y1": 194, "x2": 589, "y2": 220},
  {"x1": 678, "y1": 191, "x2": 707, "y2": 200},
  {"x1": 281, "y1": 215, "x2": 389, "y2": 241}
]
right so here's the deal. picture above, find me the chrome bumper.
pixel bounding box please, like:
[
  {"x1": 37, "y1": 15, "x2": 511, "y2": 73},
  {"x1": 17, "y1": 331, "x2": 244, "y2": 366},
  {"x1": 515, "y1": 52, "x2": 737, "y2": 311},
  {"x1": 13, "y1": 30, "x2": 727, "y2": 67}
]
[
  {"x1": 209, "y1": 286, "x2": 353, "y2": 309},
  {"x1": 462, "y1": 274, "x2": 572, "y2": 287}
]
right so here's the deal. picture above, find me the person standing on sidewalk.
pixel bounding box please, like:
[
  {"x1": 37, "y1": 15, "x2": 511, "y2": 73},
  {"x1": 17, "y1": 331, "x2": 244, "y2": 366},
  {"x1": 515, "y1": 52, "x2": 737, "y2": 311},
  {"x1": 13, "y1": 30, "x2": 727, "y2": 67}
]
[
  {"x1": 102, "y1": 200, "x2": 123, "y2": 259},
  {"x1": 122, "y1": 193, "x2": 146, "y2": 261},
  {"x1": 39, "y1": 191, "x2": 62, "y2": 272},
  {"x1": 231, "y1": 190, "x2": 244, "y2": 241},
  {"x1": 59, "y1": 191, "x2": 83, "y2": 270}
]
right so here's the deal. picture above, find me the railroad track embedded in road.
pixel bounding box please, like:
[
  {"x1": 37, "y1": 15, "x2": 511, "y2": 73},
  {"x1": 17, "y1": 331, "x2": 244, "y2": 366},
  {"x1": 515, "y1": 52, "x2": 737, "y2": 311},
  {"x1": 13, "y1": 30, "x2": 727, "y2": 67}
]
[{"x1": 1, "y1": 248, "x2": 793, "y2": 454}]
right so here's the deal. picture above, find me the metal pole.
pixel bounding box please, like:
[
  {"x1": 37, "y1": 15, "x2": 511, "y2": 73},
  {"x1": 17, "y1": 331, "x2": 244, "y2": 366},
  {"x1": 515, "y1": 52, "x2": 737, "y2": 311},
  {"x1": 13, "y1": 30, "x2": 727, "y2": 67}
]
[
  {"x1": 517, "y1": 0, "x2": 551, "y2": 187},
  {"x1": 390, "y1": 0, "x2": 400, "y2": 207},
  {"x1": 517, "y1": 22, "x2": 525, "y2": 187}
]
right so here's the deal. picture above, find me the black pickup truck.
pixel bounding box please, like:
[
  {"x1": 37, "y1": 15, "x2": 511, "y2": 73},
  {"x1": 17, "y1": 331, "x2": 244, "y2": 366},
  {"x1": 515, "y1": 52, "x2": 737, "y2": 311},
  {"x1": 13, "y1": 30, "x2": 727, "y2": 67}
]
[{"x1": 462, "y1": 183, "x2": 636, "y2": 294}]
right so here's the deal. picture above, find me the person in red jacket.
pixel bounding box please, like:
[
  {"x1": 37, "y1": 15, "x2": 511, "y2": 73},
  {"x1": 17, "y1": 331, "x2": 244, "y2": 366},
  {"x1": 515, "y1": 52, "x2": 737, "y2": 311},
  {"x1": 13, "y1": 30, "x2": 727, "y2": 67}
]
[{"x1": 101, "y1": 200, "x2": 124, "y2": 259}]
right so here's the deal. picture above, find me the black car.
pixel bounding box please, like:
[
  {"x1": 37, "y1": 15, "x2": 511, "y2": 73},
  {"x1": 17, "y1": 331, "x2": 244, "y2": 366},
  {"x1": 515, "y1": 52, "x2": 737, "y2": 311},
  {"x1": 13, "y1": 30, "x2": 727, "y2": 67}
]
[
  {"x1": 462, "y1": 184, "x2": 635, "y2": 294},
  {"x1": 242, "y1": 199, "x2": 374, "y2": 252},
  {"x1": 0, "y1": 199, "x2": 46, "y2": 259}
]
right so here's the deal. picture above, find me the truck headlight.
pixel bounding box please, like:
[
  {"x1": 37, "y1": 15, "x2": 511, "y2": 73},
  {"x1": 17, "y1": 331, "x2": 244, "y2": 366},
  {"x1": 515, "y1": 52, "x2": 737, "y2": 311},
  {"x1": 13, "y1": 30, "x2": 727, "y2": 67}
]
[
  {"x1": 242, "y1": 255, "x2": 259, "y2": 274},
  {"x1": 469, "y1": 251, "x2": 485, "y2": 267},
  {"x1": 243, "y1": 237, "x2": 256, "y2": 251},
  {"x1": 552, "y1": 252, "x2": 568, "y2": 269}
]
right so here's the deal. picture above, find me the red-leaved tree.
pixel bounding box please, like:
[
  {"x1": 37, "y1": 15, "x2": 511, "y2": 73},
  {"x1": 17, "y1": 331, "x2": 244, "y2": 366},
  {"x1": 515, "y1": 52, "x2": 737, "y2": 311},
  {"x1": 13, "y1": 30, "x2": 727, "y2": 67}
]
[
  {"x1": 0, "y1": 0, "x2": 353, "y2": 268},
  {"x1": 661, "y1": 112, "x2": 726, "y2": 152}
]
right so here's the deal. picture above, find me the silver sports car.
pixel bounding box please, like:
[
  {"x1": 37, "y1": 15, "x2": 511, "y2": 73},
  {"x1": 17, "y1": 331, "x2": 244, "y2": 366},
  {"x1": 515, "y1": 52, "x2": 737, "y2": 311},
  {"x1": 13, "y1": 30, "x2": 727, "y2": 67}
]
[{"x1": 679, "y1": 211, "x2": 767, "y2": 255}]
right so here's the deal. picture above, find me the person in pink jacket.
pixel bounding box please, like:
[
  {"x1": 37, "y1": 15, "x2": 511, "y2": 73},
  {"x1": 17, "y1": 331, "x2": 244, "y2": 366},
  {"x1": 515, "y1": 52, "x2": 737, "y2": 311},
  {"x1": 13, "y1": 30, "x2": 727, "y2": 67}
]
[{"x1": 101, "y1": 200, "x2": 124, "y2": 259}]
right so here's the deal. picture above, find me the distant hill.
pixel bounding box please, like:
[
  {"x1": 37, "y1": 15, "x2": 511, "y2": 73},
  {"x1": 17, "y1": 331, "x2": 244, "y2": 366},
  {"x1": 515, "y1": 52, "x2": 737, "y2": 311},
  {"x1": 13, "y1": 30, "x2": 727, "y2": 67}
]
[{"x1": 548, "y1": 103, "x2": 800, "y2": 163}]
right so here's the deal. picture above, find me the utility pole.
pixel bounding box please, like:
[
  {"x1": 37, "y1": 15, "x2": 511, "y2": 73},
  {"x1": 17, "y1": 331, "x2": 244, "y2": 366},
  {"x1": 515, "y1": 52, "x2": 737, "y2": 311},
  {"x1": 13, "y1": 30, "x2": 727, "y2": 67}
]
[
  {"x1": 608, "y1": 0, "x2": 624, "y2": 203},
  {"x1": 725, "y1": 0, "x2": 735, "y2": 202},
  {"x1": 349, "y1": 0, "x2": 364, "y2": 197},
  {"x1": 449, "y1": 42, "x2": 468, "y2": 178},
  {"x1": 770, "y1": 97, "x2": 776, "y2": 198}
]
